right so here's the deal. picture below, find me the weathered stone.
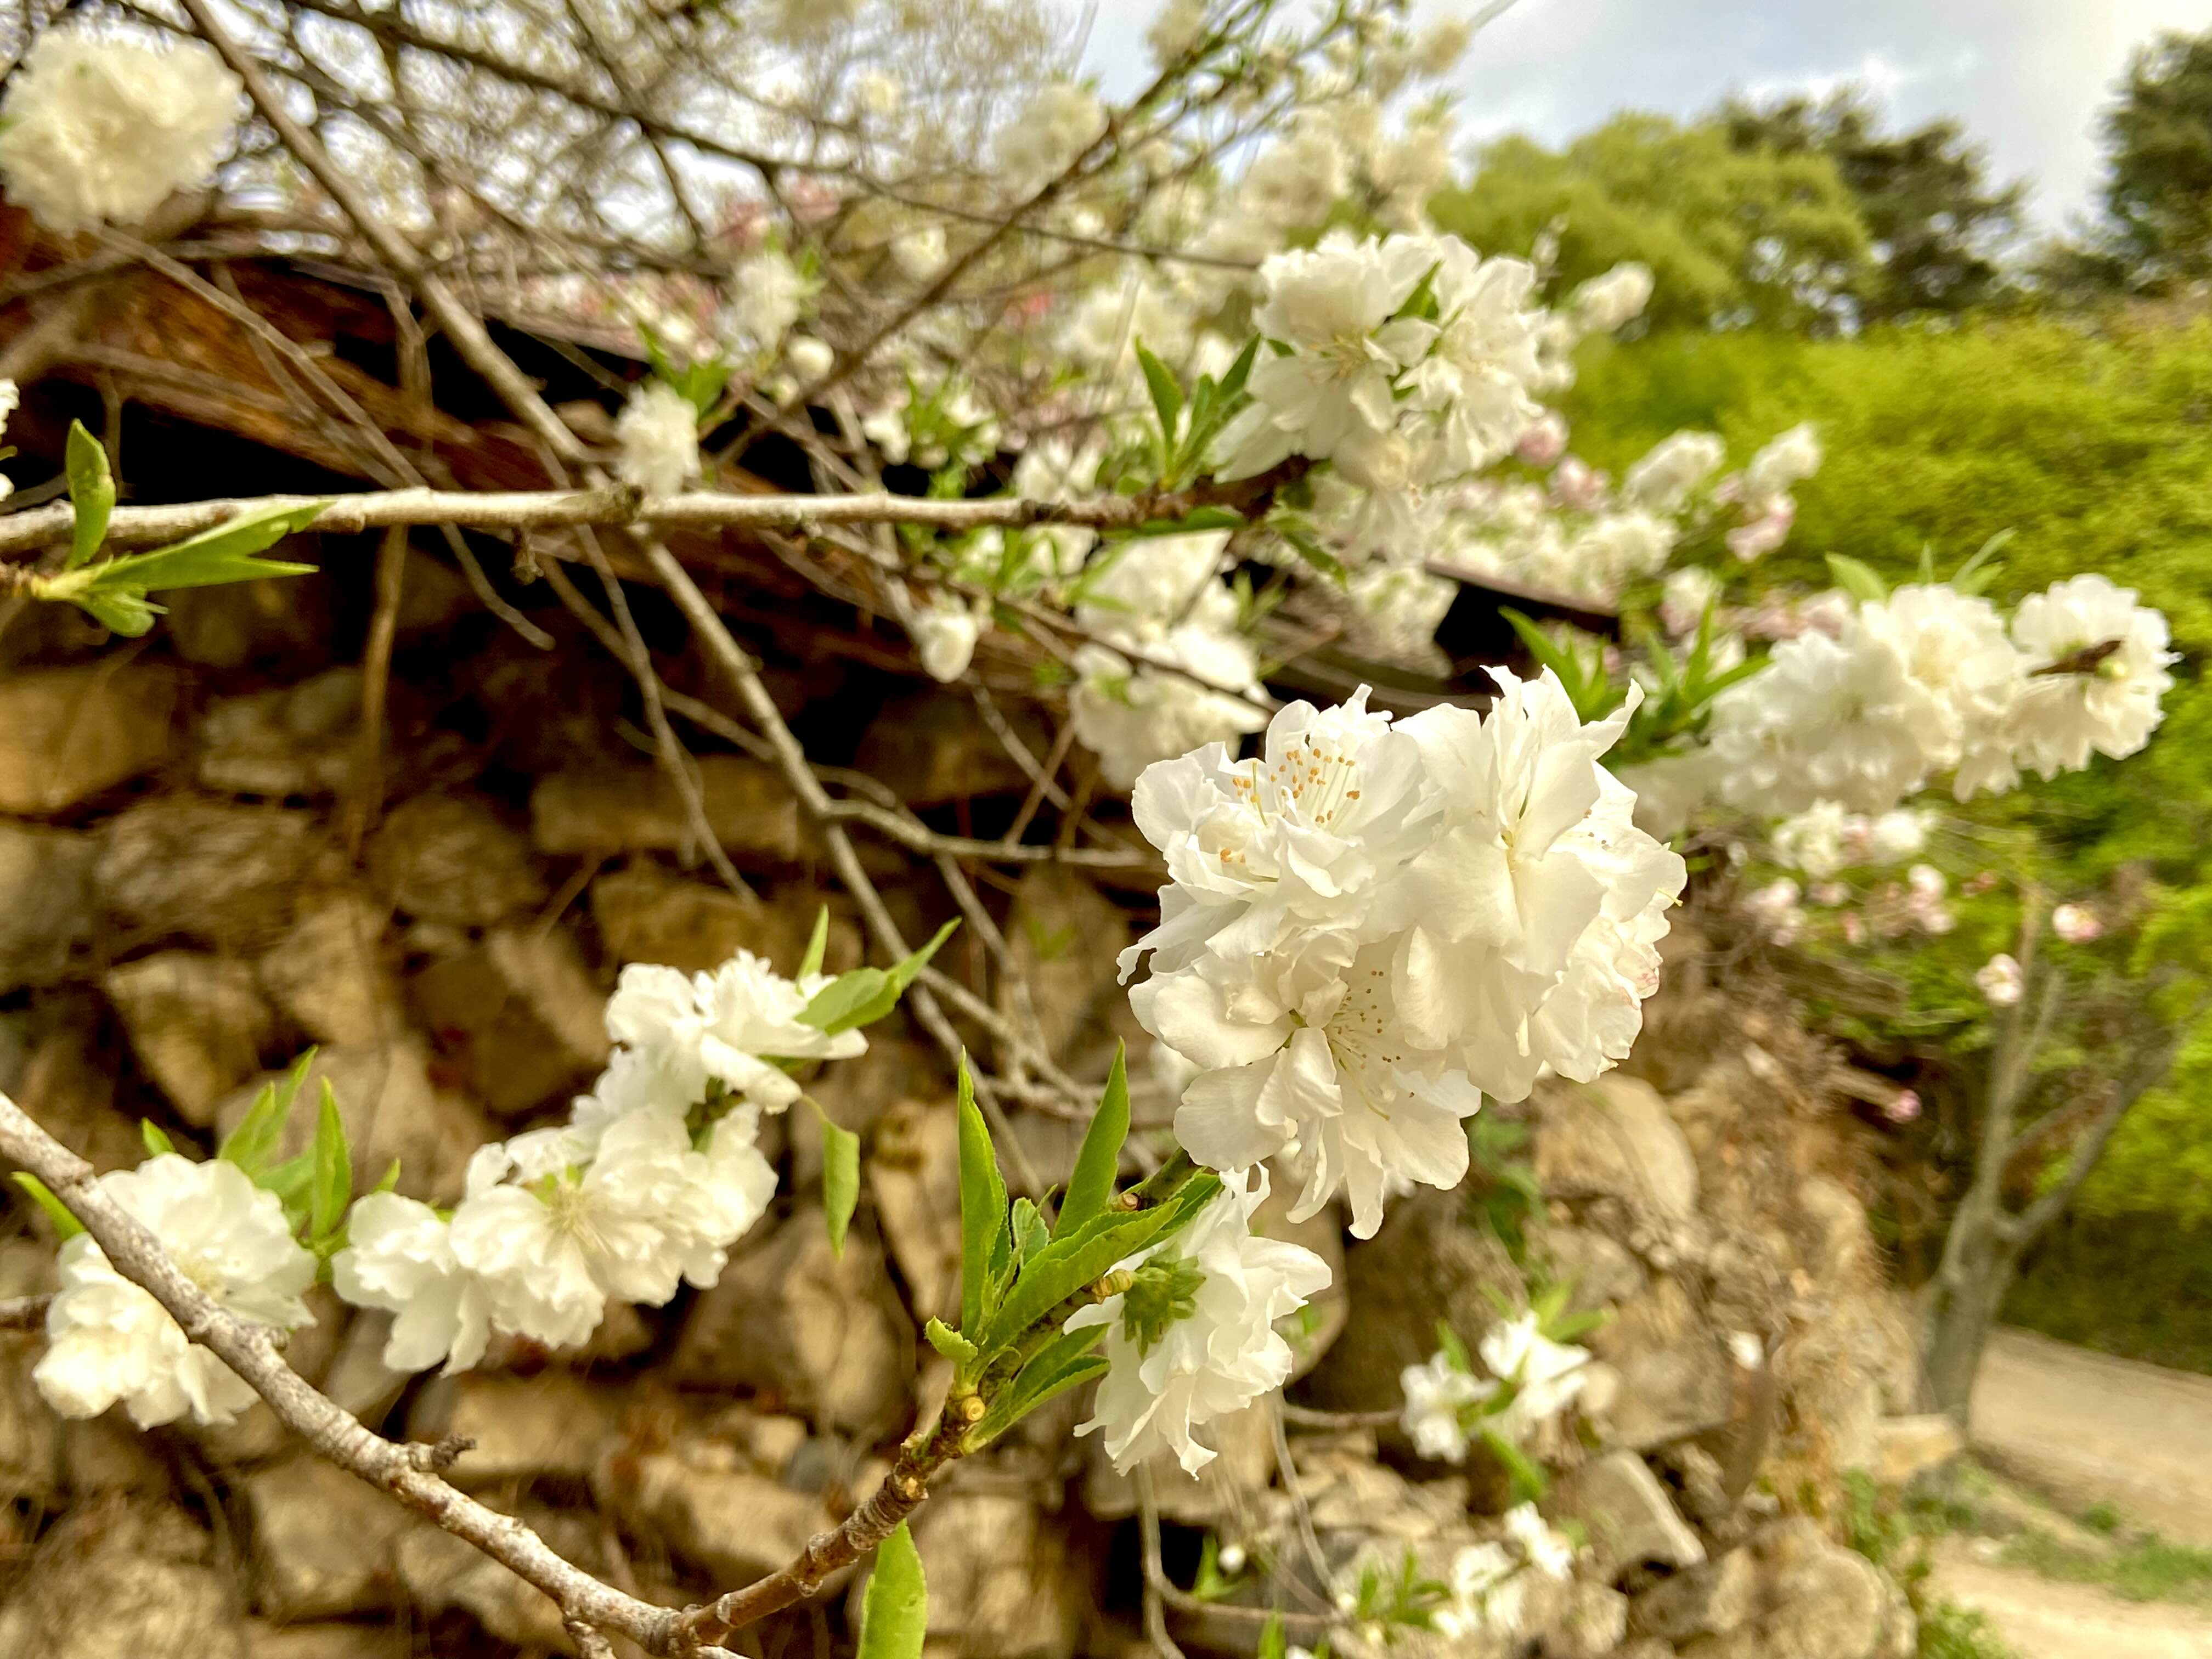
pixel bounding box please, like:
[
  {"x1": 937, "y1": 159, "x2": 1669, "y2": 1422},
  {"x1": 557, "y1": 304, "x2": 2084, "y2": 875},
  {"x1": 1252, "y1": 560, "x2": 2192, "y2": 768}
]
[
  {"x1": 1676, "y1": 1519, "x2": 1898, "y2": 1659},
  {"x1": 257, "y1": 895, "x2": 403, "y2": 1047},
  {"x1": 0, "y1": 821, "x2": 98, "y2": 991},
  {"x1": 242, "y1": 1455, "x2": 410, "y2": 1621},
  {"x1": 1796, "y1": 1175, "x2": 1876, "y2": 1284},
  {"x1": 407, "y1": 1372, "x2": 622, "y2": 1486},
  {"x1": 1548, "y1": 1451, "x2": 1706, "y2": 1581},
  {"x1": 1302, "y1": 1189, "x2": 1523, "y2": 1412},
  {"x1": 1084, "y1": 1396, "x2": 1277, "y2": 1528},
  {"x1": 850, "y1": 691, "x2": 1049, "y2": 806},
  {"x1": 590, "y1": 864, "x2": 863, "y2": 976},
  {"x1": 619, "y1": 1453, "x2": 857, "y2": 1587},
  {"x1": 368, "y1": 794, "x2": 544, "y2": 928},
  {"x1": 196, "y1": 669, "x2": 361, "y2": 798},
  {"x1": 1539, "y1": 1222, "x2": 1648, "y2": 1314},
  {"x1": 97, "y1": 797, "x2": 328, "y2": 949},
  {"x1": 315, "y1": 1311, "x2": 411, "y2": 1429},
  {"x1": 1588, "y1": 1275, "x2": 1734, "y2": 1452},
  {"x1": 103, "y1": 951, "x2": 276, "y2": 1124},
  {"x1": 0, "y1": 663, "x2": 180, "y2": 816},
  {"x1": 1548, "y1": 1578, "x2": 1630, "y2": 1659},
  {"x1": 243, "y1": 1623, "x2": 408, "y2": 1659},
  {"x1": 165, "y1": 560, "x2": 331, "y2": 672},
  {"x1": 532, "y1": 755, "x2": 801, "y2": 862},
  {"x1": 997, "y1": 864, "x2": 1129, "y2": 1064},
  {"x1": 672, "y1": 1207, "x2": 915, "y2": 1433},
  {"x1": 13, "y1": 1012, "x2": 142, "y2": 1174},
  {"x1": 1871, "y1": 1414, "x2": 1964, "y2": 1486},
  {"x1": 1534, "y1": 1075, "x2": 1700, "y2": 1225},
  {"x1": 868, "y1": 1096, "x2": 962, "y2": 1322},
  {"x1": 1629, "y1": 1548, "x2": 1761, "y2": 1641},
  {"x1": 409, "y1": 927, "x2": 608, "y2": 1117},
  {"x1": 395, "y1": 1506, "x2": 595, "y2": 1653},
  {"x1": 214, "y1": 1039, "x2": 494, "y2": 1204},
  {"x1": 896, "y1": 1491, "x2": 1087, "y2": 1659},
  {"x1": 0, "y1": 1346, "x2": 64, "y2": 1522},
  {"x1": 0, "y1": 1497, "x2": 247, "y2": 1659}
]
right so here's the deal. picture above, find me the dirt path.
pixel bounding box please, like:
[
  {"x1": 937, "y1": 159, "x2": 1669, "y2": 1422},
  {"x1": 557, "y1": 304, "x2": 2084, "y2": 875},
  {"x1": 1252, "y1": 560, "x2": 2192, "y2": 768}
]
[
  {"x1": 1932, "y1": 1542, "x2": 2212, "y2": 1659},
  {"x1": 1971, "y1": 1327, "x2": 2212, "y2": 1547}
]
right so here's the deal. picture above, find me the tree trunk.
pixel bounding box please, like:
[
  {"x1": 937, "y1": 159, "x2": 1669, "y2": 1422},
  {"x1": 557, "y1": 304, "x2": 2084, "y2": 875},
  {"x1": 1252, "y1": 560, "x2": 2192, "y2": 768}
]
[{"x1": 1920, "y1": 1181, "x2": 2022, "y2": 1424}]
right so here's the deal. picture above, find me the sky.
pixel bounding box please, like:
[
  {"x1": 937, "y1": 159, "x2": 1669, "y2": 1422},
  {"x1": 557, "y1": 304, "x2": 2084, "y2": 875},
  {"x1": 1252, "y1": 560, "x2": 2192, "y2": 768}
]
[{"x1": 1087, "y1": 0, "x2": 2212, "y2": 230}]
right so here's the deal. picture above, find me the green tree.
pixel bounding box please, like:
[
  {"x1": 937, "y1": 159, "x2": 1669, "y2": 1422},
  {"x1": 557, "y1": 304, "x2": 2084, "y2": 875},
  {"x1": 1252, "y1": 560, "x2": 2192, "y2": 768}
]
[
  {"x1": 1719, "y1": 91, "x2": 2026, "y2": 319},
  {"x1": 1432, "y1": 113, "x2": 1876, "y2": 333}
]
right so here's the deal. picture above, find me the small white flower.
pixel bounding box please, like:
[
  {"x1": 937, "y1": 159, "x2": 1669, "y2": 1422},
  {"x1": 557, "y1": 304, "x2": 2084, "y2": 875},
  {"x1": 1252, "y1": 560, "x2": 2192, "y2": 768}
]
[
  {"x1": 1433, "y1": 1541, "x2": 1521, "y2": 1639},
  {"x1": 909, "y1": 591, "x2": 984, "y2": 683},
  {"x1": 722, "y1": 249, "x2": 808, "y2": 352},
  {"x1": 1658, "y1": 566, "x2": 1721, "y2": 637},
  {"x1": 786, "y1": 334, "x2": 835, "y2": 381},
  {"x1": 1744, "y1": 422, "x2": 1821, "y2": 505},
  {"x1": 1621, "y1": 430, "x2": 1724, "y2": 512},
  {"x1": 1399, "y1": 1348, "x2": 1494, "y2": 1462},
  {"x1": 891, "y1": 224, "x2": 946, "y2": 281},
  {"x1": 603, "y1": 951, "x2": 864, "y2": 1113},
  {"x1": 616, "y1": 382, "x2": 701, "y2": 498},
  {"x1": 1867, "y1": 809, "x2": 1929, "y2": 865},
  {"x1": 0, "y1": 24, "x2": 244, "y2": 235},
  {"x1": 2051, "y1": 902, "x2": 2103, "y2": 944},
  {"x1": 1068, "y1": 1167, "x2": 1332, "y2": 1475},
  {"x1": 331, "y1": 1192, "x2": 491, "y2": 1376},
  {"x1": 1570, "y1": 262, "x2": 1654, "y2": 335},
  {"x1": 1479, "y1": 1311, "x2": 1589, "y2": 1441},
  {"x1": 1503, "y1": 1502, "x2": 1574, "y2": 1579},
  {"x1": 2008, "y1": 575, "x2": 2175, "y2": 777},
  {"x1": 34, "y1": 1155, "x2": 314, "y2": 1427},
  {"x1": 1974, "y1": 952, "x2": 2024, "y2": 1007}
]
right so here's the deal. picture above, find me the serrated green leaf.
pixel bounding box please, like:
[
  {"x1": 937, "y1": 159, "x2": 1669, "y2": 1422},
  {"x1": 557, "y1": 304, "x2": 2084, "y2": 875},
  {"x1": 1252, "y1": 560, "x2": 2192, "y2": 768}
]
[
  {"x1": 1057, "y1": 1045, "x2": 1128, "y2": 1237},
  {"x1": 1136, "y1": 340, "x2": 1184, "y2": 446},
  {"x1": 64, "y1": 421, "x2": 115, "y2": 571},
  {"x1": 956, "y1": 1057, "x2": 1009, "y2": 1338},
  {"x1": 140, "y1": 1119, "x2": 176, "y2": 1158},
  {"x1": 1825, "y1": 554, "x2": 1888, "y2": 607},
  {"x1": 309, "y1": 1081, "x2": 351, "y2": 1243},
  {"x1": 964, "y1": 1325, "x2": 1109, "y2": 1447},
  {"x1": 856, "y1": 1521, "x2": 927, "y2": 1659},
  {"x1": 924, "y1": 1316, "x2": 980, "y2": 1369},
  {"x1": 220, "y1": 1049, "x2": 318, "y2": 1176},
  {"x1": 814, "y1": 1099, "x2": 860, "y2": 1259},
  {"x1": 797, "y1": 906, "x2": 831, "y2": 979},
  {"x1": 12, "y1": 1172, "x2": 83, "y2": 1240},
  {"x1": 799, "y1": 921, "x2": 960, "y2": 1036},
  {"x1": 980, "y1": 1169, "x2": 1221, "y2": 1351}
]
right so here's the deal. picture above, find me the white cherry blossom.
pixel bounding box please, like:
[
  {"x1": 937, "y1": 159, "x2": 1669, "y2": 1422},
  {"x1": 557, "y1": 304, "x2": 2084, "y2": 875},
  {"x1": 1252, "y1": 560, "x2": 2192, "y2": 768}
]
[
  {"x1": 331, "y1": 1193, "x2": 491, "y2": 1375},
  {"x1": 2008, "y1": 575, "x2": 2176, "y2": 777},
  {"x1": 1399, "y1": 1348, "x2": 1493, "y2": 1462},
  {"x1": 615, "y1": 382, "x2": 701, "y2": 498}
]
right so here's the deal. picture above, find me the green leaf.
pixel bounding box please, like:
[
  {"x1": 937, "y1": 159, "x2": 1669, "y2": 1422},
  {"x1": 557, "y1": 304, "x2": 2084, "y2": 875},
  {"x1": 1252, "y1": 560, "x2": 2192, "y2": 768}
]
[
  {"x1": 64, "y1": 421, "x2": 115, "y2": 571},
  {"x1": 1010, "y1": 1196, "x2": 1048, "y2": 1262},
  {"x1": 813, "y1": 1099, "x2": 860, "y2": 1259},
  {"x1": 259, "y1": 1152, "x2": 316, "y2": 1218},
  {"x1": 219, "y1": 1049, "x2": 318, "y2": 1176},
  {"x1": 1825, "y1": 554, "x2": 1888, "y2": 607},
  {"x1": 372, "y1": 1159, "x2": 403, "y2": 1195},
  {"x1": 309, "y1": 1081, "x2": 352, "y2": 1243},
  {"x1": 923, "y1": 1316, "x2": 980, "y2": 1370},
  {"x1": 12, "y1": 1172, "x2": 82, "y2": 1240},
  {"x1": 1951, "y1": 527, "x2": 2014, "y2": 597},
  {"x1": 956, "y1": 1057, "x2": 1010, "y2": 1338},
  {"x1": 87, "y1": 503, "x2": 324, "y2": 593},
  {"x1": 1277, "y1": 524, "x2": 1347, "y2": 586},
  {"x1": 1057, "y1": 1044, "x2": 1129, "y2": 1237},
  {"x1": 1435, "y1": 1319, "x2": 1471, "y2": 1374},
  {"x1": 1480, "y1": 1426, "x2": 1548, "y2": 1504},
  {"x1": 73, "y1": 587, "x2": 161, "y2": 636},
  {"x1": 140, "y1": 1120, "x2": 176, "y2": 1158},
  {"x1": 797, "y1": 906, "x2": 832, "y2": 979},
  {"x1": 964, "y1": 1325, "x2": 1109, "y2": 1447},
  {"x1": 979, "y1": 1170, "x2": 1221, "y2": 1351},
  {"x1": 1259, "y1": 1612, "x2": 1289, "y2": 1659},
  {"x1": 1136, "y1": 340, "x2": 1184, "y2": 445},
  {"x1": 856, "y1": 1521, "x2": 927, "y2": 1659},
  {"x1": 1216, "y1": 335, "x2": 1260, "y2": 404},
  {"x1": 798, "y1": 921, "x2": 960, "y2": 1036}
]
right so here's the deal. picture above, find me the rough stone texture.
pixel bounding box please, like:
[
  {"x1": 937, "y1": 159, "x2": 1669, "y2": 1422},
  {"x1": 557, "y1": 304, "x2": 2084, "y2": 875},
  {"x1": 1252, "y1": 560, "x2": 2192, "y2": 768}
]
[
  {"x1": 619, "y1": 1449, "x2": 862, "y2": 1587},
  {"x1": 531, "y1": 756, "x2": 801, "y2": 862},
  {"x1": 102, "y1": 951, "x2": 276, "y2": 1124},
  {"x1": 0, "y1": 1497, "x2": 247, "y2": 1659},
  {"x1": 1549, "y1": 1451, "x2": 1706, "y2": 1581},
  {"x1": 1872, "y1": 1414, "x2": 1964, "y2": 1486},
  {"x1": 164, "y1": 561, "x2": 331, "y2": 671},
  {"x1": 1547, "y1": 1578, "x2": 1631, "y2": 1658},
  {"x1": 671, "y1": 1207, "x2": 915, "y2": 1433},
  {"x1": 409, "y1": 927, "x2": 608, "y2": 1117},
  {"x1": 97, "y1": 797, "x2": 329, "y2": 950},
  {"x1": 213, "y1": 1039, "x2": 494, "y2": 1204},
  {"x1": 368, "y1": 795, "x2": 544, "y2": 928},
  {"x1": 850, "y1": 691, "x2": 1049, "y2": 806},
  {"x1": 196, "y1": 669, "x2": 362, "y2": 797},
  {"x1": 868, "y1": 1094, "x2": 962, "y2": 1322},
  {"x1": 407, "y1": 1372, "x2": 622, "y2": 1486},
  {"x1": 1585, "y1": 1275, "x2": 1734, "y2": 1453},
  {"x1": 1301, "y1": 1188, "x2": 1523, "y2": 1412},
  {"x1": 1534, "y1": 1074, "x2": 1700, "y2": 1227},
  {"x1": 1628, "y1": 1548, "x2": 1762, "y2": 1641},
  {"x1": 243, "y1": 1624, "x2": 408, "y2": 1659},
  {"x1": 13, "y1": 1011, "x2": 142, "y2": 1172},
  {"x1": 1539, "y1": 1222, "x2": 1649, "y2": 1315},
  {"x1": 996, "y1": 864, "x2": 1129, "y2": 1064},
  {"x1": 0, "y1": 1345, "x2": 65, "y2": 1523},
  {"x1": 590, "y1": 864, "x2": 861, "y2": 976},
  {"x1": 242, "y1": 1455, "x2": 411, "y2": 1621},
  {"x1": 899, "y1": 1491, "x2": 1087, "y2": 1659},
  {"x1": 0, "y1": 663, "x2": 180, "y2": 816},
  {"x1": 0, "y1": 821, "x2": 99, "y2": 992},
  {"x1": 1675, "y1": 1519, "x2": 1901, "y2": 1659},
  {"x1": 394, "y1": 1505, "x2": 598, "y2": 1654},
  {"x1": 257, "y1": 894, "x2": 404, "y2": 1047}
]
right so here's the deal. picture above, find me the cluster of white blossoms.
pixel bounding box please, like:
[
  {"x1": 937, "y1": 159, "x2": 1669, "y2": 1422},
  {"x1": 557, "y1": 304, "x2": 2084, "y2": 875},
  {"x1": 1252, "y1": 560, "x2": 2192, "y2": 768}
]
[
  {"x1": 1397, "y1": 1312, "x2": 1594, "y2": 1464},
  {"x1": 34, "y1": 1157, "x2": 315, "y2": 1428},
  {"x1": 1122, "y1": 670, "x2": 1685, "y2": 1238},
  {"x1": 994, "y1": 81, "x2": 1107, "y2": 195},
  {"x1": 1068, "y1": 1167, "x2": 1332, "y2": 1475},
  {"x1": 1636, "y1": 574, "x2": 2177, "y2": 837},
  {"x1": 614, "y1": 382, "x2": 703, "y2": 498},
  {"x1": 332, "y1": 950, "x2": 854, "y2": 1368},
  {"x1": 1068, "y1": 531, "x2": 1271, "y2": 788},
  {"x1": 1433, "y1": 1504, "x2": 1576, "y2": 1641},
  {"x1": 1770, "y1": 802, "x2": 1929, "y2": 879},
  {"x1": 0, "y1": 22, "x2": 244, "y2": 236}
]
